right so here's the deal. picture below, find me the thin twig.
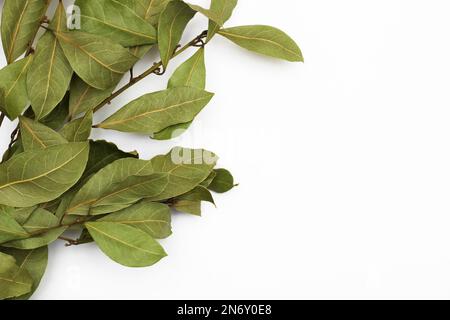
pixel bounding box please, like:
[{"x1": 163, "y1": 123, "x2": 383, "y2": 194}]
[{"x1": 0, "y1": 113, "x2": 5, "y2": 128}]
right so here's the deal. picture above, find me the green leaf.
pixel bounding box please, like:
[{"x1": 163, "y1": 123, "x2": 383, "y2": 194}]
[
  {"x1": 56, "y1": 31, "x2": 138, "y2": 90},
  {"x1": 168, "y1": 47, "x2": 206, "y2": 89},
  {"x1": 200, "y1": 170, "x2": 216, "y2": 188},
  {"x1": 60, "y1": 111, "x2": 93, "y2": 142},
  {"x1": 99, "y1": 200, "x2": 171, "y2": 239},
  {"x1": 149, "y1": 147, "x2": 217, "y2": 201},
  {"x1": 153, "y1": 47, "x2": 207, "y2": 140},
  {"x1": 27, "y1": 2, "x2": 73, "y2": 120},
  {"x1": 96, "y1": 87, "x2": 214, "y2": 135},
  {"x1": 75, "y1": 0, "x2": 157, "y2": 47},
  {"x1": 67, "y1": 157, "x2": 156, "y2": 215},
  {"x1": 3, "y1": 208, "x2": 66, "y2": 249},
  {"x1": 19, "y1": 116, "x2": 68, "y2": 151},
  {"x1": 218, "y1": 25, "x2": 303, "y2": 62},
  {"x1": 173, "y1": 200, "x2": 201, "y2": 216},
  {"x1": 208, "y1": 168, "x2": 236, "y2": 193},
  {"x1": 68, "y1": 76, "x2": 114, "y2": 119},
  {"x1": 206, "y1": 0, "x2": 238, "y2": 42},
  {"x1": 0, "y1": 142, "x2": 90, "y2": 207},
  {"x1": 0, "y1": 210, "x2": 29, "y2": 243},
  {"x1": 2, "y1": 247, "x2": 48, "y2": 300},
  {"x1": 0, "y1": 56, "x2": 33, "y2": 119},
  {"x1": 7, "y1": 206, "x2": 36, "y2": 225},
  {"x1": 158, "y1": 0, "x2": 196, "y2": 68},
  {"x1": 85, "y1": 221, "x2": 167, "y2": 267},
  {"x1": 186, "y1": 3, "x2": 224, "y2": 26},
  {"x1": 1, "y1": 0, "x2": 49, "y2": 64},
  {"x1": 0, "y1": 252, "x2": 33, "y2": 299}
]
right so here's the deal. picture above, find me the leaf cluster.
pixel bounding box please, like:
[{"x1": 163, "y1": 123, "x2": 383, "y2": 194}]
[{"x1": 0, "y1": 0, "x2": 301, "y2": 299}]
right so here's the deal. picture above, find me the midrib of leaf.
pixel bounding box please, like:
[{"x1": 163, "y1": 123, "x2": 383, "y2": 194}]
[
  {"x1": 82, "y1": 16, "x2": 155, "y2": 40},
  {"x1": 21, "y1": 120, "x2": 46, "y2": 148},
  {"x1": 87, "y1": 224, "x2": 161, "y2": 255},
  {"x1": 219, "y1": 30, "x2": 301, "y2": 58},
  {"x1": 100, "y1": 96, "x2": 210, "y2": 127},
  {"x1": 185, "y1": 52, "x2": 202, "y2": 86},
  {"x1": 165, "y1": 10, "x2": 185, "y2": 64},
  {"x1": 7, "y1": 1, "x2": 30, "y2": 63},
  {"x1": 0, "y1": 145, "x2": 87, "y2": 191},
  {"x1": 4, "y1": 56, "x2": 33, "y2": 98},
  {"x1": 70, "y1": 86, "x2": 90, "y2": 117},
  {"x1": 144, "y1": 0, "x2": 156, "y2": 20},
  {"x1": 0, "y1": 276, "x2": 30, "y2": 286},
  {"x1": 37, "y1": 35, "x2": 58, "y2": 119},
  {"x1": 57, "y1": 33, "x2": 123, "y2": 74}
]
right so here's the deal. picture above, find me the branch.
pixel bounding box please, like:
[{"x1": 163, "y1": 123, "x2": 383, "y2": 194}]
[{"x1": 92, "y1": 30, "x2": 208, "y2": 113}]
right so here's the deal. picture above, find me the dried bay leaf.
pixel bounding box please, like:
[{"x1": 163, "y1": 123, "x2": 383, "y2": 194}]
[
  {"x1": 208, "y1": 168, "x2": 236, "y2": 193},
  {"x1": 60, "y1": 111, "x2": 93, "y2": 142},
  {"x1": 2, "y1": 246, "x2": 48, "y2": 300},
  {"x1": 1, "y1": 0, "x2": 49, "y2": 64},
  {"x1": 68, "y1": 76, "x2": 114, "y2": 118},
  {"x1": 149, "y1": 147, "x2": 217, "y2": 201},
  {"x1": 206, "y1": 0, "x2": 238, "y2": 42},
  {"x1": 75, "y1": 0, "x2": 157, "y2": 47},
  {"x1": 39, "y1": 93, "x2": 70, "y2": 130},
  {"x1": 3, "y1": 208, "x2": 66, "y2": 249},
  {"x1": 0, "y1": 252, "x2": 33, "y2": 299},
  {"x1": 56, "y1": 31, "x2": 138, "y2": 90},
  {"x1": 123, "y1": 0, "x2": 171, "y2": 25},
  {"x1": 173, "y1": 185, "x2": 215, "y2": 216},
  {"x1": 158, "y1": 0, "x2": 196, "y2": 68},
  {"x1": 0, "y1": 142, "x2": 89, "y2": 207},
  {"x1": 218, "y1": 25, "x2": 303, "y2": 62},
  {"x1": 99, "y1": 200, "x2": 171, "y2": 239},
  {"x1": 19, "y1": 116, "x2": 68, "y2": 151},
  {"x1": 27, "y1": 2, "x2": 73, "y2": 119},
  {"x1": 152, "y1": 48, "x2": 207, "y2": 140},
  {"x1": 67, "y1": 158, "x2": 155, "y2": 215},
  {"x1": 0, "y1": 56, "x2": 33, "y2": 120},
  {"x1": 96, "y1": 87, "x2": 214, "y2": 134},
  {"x1": 85, "y1": 221, "x2": 167, "y2": 267}
]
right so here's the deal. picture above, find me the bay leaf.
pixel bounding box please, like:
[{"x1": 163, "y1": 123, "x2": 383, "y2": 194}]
[
  {"x1": 27, "y1": 2, "x2": 73, "y2": 119},
  {"x1": 67, "y1": 158, "x2": 155, "y2": 215},
  {"x1": 0, "y1": 56, "x2": 33, "y2": 120},
  {"x1": 96, "y1": 87, "x2": 213, "y2": 134},
  {"x1": 218, "y1": 25, "x2": 303, "y2": 62},
  {"x1": 68, "y1": 76, "x2": 114, "y2": 119},
  {"x1": 83, "y1": 140, "x2": 139, "y2": 179},
  {"x1": 208, "y1": 168, "x2": 236, "y2": 193},
  {"x1": 8, "y1": 206, "x2": 36, "y2": 225},
  {"x1": 173, "y1": 185, "x2": 215, "y2": 216},
  {"x1": 99, "y1": 200, "x2": 171, "y2": 239},
  {"x1": 56, "y1": 31, "x2": 138, "y2": 90},
  {"x1": 0, "y1": 142, "x2": 90, "y2": 207},
  {"x1": 19, "y1": 116, "x2": 68, "y2": 151},
  {"x1": 0, "y1": 209, "x2": 29, "y2": 243},
  {"x1": 1, "y1": 0, "x2": 49, "y2": 64},
  {"x1": 186, "y1": 3, "x2": 224, "y2": 26},
  {"x1": 39, "y1": 92, "x2": 70, "y2": 130},
  {"x1": 0, "y1": 252, "x2": 32, "y2": 299},
  {"x1": 149, "y1": 147, "x2": 217, "y2": 201},
  {"x1": 2, "y1": 246, "x2": 48, "y2": 300},
  {"x1": 75, "y1": 0, "x2": 157, "y2": 47},
  {"x1": 82, "y1": 173, "x2": 169, "y2": 216},
  {"x1": 85, "y1": 221, "x2": 167, "y2": 267},
  {"x1": 200, "y1": 170, "x2": 216, "y2": 188},
  {"x1": 3, "y1": 208, "x2": 66, "y2": 249},
  {"x1": 153, "y1": 47, "x2": 207, "y2": 140},
  {"x1": 206, "y1": 0, "x2": 238, "y2": 42},
  {"x1": 60, "y1": 111, "x2": 93, "y2": 142},
  {"x1": 168, "y1": 47, "x2": 206, "y2": 89},
  {"x1": 158, "y1": 0, "x2": 196, "y2": 68}
]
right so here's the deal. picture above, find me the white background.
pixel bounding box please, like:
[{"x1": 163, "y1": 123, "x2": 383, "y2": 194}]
[{"x1": 1, "y1": 0, "x2": 450, "y2": 299}]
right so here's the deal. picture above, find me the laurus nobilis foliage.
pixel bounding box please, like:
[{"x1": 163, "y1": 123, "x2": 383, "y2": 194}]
[{"x1": 0, "y1": 0, "x2": 302, "y2": 299}]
